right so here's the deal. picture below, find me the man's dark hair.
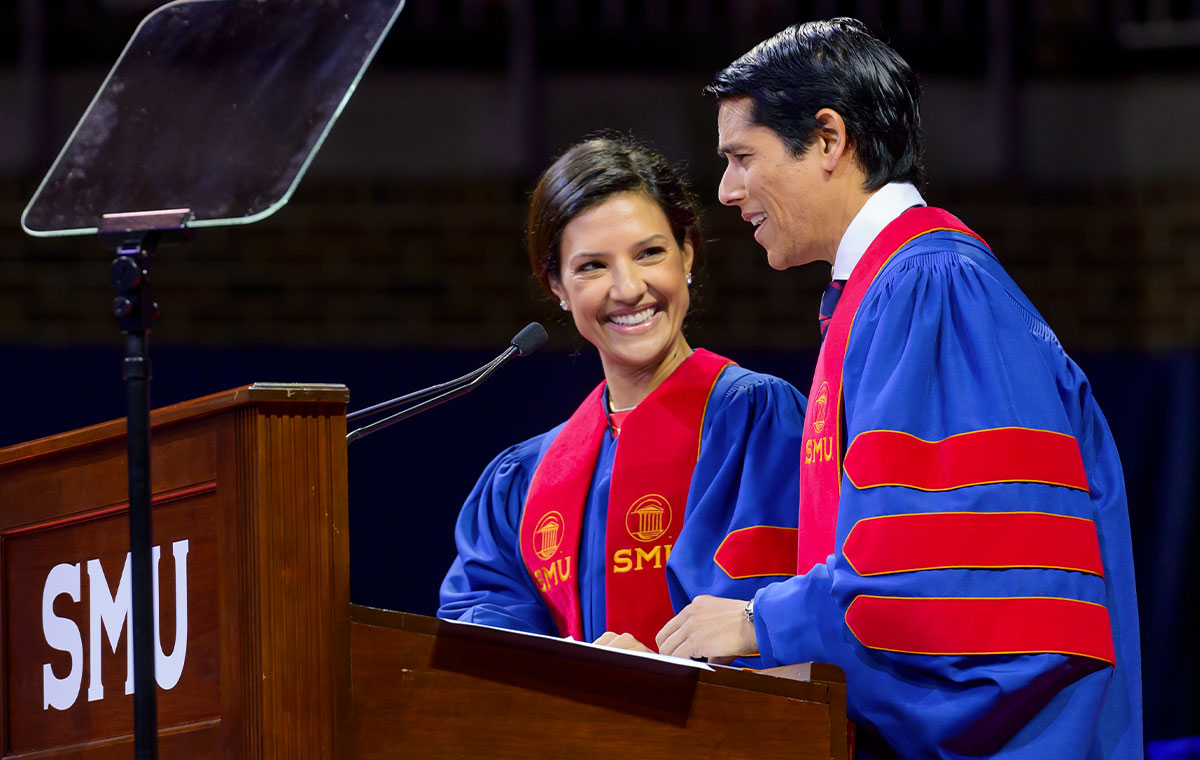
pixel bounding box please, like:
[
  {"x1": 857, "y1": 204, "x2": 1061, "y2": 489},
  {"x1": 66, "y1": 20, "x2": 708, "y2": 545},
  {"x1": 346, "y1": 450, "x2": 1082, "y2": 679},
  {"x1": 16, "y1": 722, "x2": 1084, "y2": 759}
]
[
  {"x1": 526, "y1": 136, "x2": 702, "y2": 295},
  {"x1": 706, "y1": 18, "x2": 925, "y2": 191}
]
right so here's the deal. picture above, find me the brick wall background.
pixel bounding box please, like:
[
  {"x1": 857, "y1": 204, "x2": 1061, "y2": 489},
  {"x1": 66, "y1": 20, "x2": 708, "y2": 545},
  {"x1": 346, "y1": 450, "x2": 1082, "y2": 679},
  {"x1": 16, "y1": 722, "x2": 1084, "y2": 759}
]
[
  {"x1": 4, "y1": 0, "x2": 1200, "y2": 354},
  {"x1": 4, "y1": 178, "x2": 1199, "y2": 352}
]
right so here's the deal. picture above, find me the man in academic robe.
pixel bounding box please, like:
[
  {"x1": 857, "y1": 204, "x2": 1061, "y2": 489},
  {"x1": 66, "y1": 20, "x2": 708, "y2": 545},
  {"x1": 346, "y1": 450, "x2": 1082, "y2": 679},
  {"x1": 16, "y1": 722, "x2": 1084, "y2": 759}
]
[{"x1": 656, "y1": 18, "x2": 1142, "y2": 760}]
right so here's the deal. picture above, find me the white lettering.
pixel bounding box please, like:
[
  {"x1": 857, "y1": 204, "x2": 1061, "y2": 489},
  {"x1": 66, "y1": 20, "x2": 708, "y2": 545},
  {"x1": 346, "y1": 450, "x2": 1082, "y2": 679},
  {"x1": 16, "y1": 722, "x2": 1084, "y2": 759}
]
[
  {"x1": 42, "y1": 563, "x2": 83, "y2": 711},
  {"x1": 41, "y1": 540, "x2": 191, "y2": 710},
  {"x1": 87, "y1": 554, "x2": 133, "y2": 701},
  {"x1": 153, "y1": 541, "x2": 188, "y2": 689}
]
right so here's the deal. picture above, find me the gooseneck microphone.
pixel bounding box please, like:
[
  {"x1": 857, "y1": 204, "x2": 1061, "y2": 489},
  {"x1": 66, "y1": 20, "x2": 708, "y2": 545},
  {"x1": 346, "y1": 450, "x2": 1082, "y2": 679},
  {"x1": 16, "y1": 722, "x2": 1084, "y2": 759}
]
[
  {"x1": 346, "y1": 322, "x2": 548, "y2": 444},
  {"x1": 509, "y1": 321, "x2": 550, "y2": 356}
]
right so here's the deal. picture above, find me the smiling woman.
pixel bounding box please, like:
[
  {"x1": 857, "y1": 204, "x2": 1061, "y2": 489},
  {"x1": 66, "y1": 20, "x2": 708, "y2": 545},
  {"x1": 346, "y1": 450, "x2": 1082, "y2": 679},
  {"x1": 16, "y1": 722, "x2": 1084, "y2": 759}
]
[
  {"x1": 436, "y1": 137, "x2": 809, "y2": 660},
  {"x1": 528, "y1": 139, "x2": 702, "y2": 410},
  {"x1": 552, "y1": 192, "x2": 694, "y2": 409}
]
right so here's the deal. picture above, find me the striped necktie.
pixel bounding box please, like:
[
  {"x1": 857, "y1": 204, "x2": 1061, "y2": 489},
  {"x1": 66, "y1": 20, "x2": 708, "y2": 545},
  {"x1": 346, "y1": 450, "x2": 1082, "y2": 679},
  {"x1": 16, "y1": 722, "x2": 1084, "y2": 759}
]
[{"x1": 818, "y1": 279, "x2": 847, "y2": 340}]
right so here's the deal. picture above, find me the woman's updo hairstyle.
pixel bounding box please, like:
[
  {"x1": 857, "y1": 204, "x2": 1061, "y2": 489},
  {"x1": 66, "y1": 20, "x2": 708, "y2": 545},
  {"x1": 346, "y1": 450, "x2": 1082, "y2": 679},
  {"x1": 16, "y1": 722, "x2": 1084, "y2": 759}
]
[{"x1": 526, "y1": 136, "x2": 702, "y2": 295}]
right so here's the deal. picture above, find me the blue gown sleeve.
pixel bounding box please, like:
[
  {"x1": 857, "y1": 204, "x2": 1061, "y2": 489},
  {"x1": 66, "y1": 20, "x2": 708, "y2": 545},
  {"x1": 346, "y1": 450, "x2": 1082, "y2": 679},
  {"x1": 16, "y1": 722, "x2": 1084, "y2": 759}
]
[
  {"x1": 752, "y1": 249, "x2": 1136, "y2": 758},
  {"x1": 666, "y1": 369, "x2": 807, "y2": 624},
  {"x1": 437, "y1": 435, "x2": 557, "y2": 635}
]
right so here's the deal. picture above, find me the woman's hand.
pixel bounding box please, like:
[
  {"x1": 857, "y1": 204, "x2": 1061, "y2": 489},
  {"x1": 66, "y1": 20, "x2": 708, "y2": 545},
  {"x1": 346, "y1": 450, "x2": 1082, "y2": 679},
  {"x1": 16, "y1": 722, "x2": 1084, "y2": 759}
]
[{"x1": 593, "y1": 631, "x2": 654, "y2": 653}]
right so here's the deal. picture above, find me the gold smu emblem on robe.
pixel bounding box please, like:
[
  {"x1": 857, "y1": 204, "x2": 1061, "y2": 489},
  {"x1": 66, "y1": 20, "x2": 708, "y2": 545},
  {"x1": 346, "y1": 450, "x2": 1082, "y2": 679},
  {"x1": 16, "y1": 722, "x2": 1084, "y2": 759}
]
[
  {"x1": 625, "y1": 494, "x2": 672, "y2": 543},
  {"x1": 533, "y1": 510, "x2": 565, "y2": 560},
  {"x1": 812, "y1": 381, "x2": 830, "y2": 434}
]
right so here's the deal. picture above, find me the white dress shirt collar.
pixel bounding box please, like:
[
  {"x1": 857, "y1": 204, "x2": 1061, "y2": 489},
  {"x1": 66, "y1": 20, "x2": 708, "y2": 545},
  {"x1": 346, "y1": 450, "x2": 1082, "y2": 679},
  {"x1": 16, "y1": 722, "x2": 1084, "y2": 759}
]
[{"x1": 831, "y1": 182, "x2": 926, "y2": 281}]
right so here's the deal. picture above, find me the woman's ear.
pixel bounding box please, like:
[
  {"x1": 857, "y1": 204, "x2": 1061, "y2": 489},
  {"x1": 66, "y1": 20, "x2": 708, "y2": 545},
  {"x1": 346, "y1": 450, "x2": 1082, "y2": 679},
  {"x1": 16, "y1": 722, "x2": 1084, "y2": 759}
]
[
  {"x1": 681, "y1": 236, "x2": 695, "y2": 275},
  {"x1": 548, "y1": 274, "x2": 568, "y2": 309}
]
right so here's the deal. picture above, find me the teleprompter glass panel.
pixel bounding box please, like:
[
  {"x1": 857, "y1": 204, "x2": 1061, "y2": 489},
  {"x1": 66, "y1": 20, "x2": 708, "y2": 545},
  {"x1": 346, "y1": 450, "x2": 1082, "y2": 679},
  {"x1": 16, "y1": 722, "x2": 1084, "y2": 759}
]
[{"x1": 22, "y1": 0, "x2": 405, "y2": 237}]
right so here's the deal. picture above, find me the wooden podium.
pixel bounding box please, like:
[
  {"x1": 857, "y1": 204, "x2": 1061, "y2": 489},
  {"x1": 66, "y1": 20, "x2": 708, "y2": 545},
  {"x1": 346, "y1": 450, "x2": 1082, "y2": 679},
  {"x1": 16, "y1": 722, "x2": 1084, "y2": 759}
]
[{"x1": 0, "y1": 385, "x2": 847, "y2": 759}]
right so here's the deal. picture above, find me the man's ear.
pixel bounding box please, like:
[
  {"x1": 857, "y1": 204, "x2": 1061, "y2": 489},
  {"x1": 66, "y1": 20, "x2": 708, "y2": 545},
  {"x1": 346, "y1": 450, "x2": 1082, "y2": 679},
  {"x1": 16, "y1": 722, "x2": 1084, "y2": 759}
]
[{"x1": 813, "y1": 108, "x2": 849, "y2": 172}]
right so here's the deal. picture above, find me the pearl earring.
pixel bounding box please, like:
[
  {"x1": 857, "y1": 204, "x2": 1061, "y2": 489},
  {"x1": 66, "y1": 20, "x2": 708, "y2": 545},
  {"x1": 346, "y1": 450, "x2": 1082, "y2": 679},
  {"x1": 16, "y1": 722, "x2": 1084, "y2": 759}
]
[
  {"x1": 560, "y1": 300, "x2": 569, "y2": 311},
  {"x1": 686, "y1": 272, "x2": 693, "y2": 286}
]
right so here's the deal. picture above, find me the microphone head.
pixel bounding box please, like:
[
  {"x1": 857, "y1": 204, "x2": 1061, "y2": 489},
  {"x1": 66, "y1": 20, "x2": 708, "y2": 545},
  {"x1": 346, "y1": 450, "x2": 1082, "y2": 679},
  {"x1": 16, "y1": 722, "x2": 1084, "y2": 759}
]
[{"x1": 511, "y1": 322, "x2": 548, "y2": 356}]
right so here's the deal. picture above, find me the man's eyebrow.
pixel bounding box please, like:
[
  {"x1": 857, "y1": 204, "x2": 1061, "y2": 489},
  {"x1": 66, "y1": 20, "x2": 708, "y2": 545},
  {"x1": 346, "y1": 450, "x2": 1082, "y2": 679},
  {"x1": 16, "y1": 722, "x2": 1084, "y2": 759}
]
[{"x1": 717, "y1": 143, "x2": 747, "y2": 157}]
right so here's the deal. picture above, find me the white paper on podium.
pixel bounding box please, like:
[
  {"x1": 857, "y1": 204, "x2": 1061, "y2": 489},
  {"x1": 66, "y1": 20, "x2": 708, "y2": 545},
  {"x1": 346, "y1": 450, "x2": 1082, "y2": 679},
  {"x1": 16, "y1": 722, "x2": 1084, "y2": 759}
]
[{"x1": 439, "y1": 617, "x2": 714, "y2": 672}]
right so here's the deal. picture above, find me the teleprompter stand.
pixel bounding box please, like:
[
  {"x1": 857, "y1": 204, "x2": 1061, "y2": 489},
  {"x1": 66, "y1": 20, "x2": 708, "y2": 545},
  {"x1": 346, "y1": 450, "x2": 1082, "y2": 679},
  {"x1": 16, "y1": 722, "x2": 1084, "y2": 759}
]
[{"x1": 98, "y1": 209, "x2": 192, "y2": 760}]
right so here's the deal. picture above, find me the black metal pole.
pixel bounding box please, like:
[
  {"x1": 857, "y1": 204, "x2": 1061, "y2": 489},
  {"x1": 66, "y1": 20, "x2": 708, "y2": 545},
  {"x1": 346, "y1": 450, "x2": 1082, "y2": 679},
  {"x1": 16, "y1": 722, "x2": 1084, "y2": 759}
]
[
  {"x1": 111, "y1": 241, "x2": 158, "y2": 760},
  {"x1": 124, "y1": 331, "x2": 157, "y2": 760}
]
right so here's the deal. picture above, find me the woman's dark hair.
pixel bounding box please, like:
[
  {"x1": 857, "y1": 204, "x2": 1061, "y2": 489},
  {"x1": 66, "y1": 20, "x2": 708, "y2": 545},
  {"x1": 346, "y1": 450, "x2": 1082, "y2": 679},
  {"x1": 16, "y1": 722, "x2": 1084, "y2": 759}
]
[
  {"x1": 527, "y1": 136, "x2": 702, "y2": 295},
  {"x1": 705, "y1": 18, "x2": 925, "y2": 191}
]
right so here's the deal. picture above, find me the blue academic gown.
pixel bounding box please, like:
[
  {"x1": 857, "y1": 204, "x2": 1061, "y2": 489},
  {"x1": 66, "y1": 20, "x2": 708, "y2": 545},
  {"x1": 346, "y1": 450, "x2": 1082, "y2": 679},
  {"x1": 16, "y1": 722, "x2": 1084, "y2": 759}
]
[
  {"x1": 438, "y1": 365, "x2": 806, "y2": 651},
  {"x1": 753, "y1": 231, "x2": 1142, "y2": 758}
]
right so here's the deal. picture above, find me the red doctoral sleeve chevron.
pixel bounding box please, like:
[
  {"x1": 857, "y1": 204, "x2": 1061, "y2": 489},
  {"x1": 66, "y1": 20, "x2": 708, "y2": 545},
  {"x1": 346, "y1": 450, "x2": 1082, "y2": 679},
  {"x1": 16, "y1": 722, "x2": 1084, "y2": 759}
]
[
  {"x1": 844, "y1": 427, "x2": 1090, "y2": 492},
  {"x1": 845, "y1": 595, "x2": 1116, "y2": 665},
  {"x1": 713, "y1": 526, "x2": 798, "y2": 579},
  {"x1": 842, "y1": 511, "x2": 1105, "y2": 577}
]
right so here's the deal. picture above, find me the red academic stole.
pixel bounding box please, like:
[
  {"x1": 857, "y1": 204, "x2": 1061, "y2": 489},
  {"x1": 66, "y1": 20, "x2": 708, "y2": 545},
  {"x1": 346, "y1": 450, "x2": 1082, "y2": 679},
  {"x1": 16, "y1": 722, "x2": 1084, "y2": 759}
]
[
  {"x1": 519, "y1": 349, "x2": 733, "y2": 648},
  {"x1": 797, "y1": 207, "x2": 986, "y2": 573}
]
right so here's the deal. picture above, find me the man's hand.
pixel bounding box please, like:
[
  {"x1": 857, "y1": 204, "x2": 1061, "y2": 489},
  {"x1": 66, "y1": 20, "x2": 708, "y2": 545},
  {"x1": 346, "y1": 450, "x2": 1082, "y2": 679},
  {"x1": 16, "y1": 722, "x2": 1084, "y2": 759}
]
[
  {"x1": 656, "y1": 595, "x2": 758, "y2": 662},
  {"x1": 593, "y1": 631, "x2": 654, "y2": 653}
]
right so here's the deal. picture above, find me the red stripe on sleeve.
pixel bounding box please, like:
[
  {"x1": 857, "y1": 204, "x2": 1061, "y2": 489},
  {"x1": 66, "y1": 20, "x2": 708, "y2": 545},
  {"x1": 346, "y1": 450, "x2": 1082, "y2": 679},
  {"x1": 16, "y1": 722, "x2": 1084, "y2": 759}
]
[
  {"x1": 844, "y1": 428, "x2": 1089, "y2": 492},
  {"x1": 713, "y1": 526, "x2": 798, "y2": 579},
  {"x1": 845, "y1": 596, "x2": 1115, "y2": 665},
  {"x1": 843, "y1": 512, "x2": 1105, "y2": 577}
]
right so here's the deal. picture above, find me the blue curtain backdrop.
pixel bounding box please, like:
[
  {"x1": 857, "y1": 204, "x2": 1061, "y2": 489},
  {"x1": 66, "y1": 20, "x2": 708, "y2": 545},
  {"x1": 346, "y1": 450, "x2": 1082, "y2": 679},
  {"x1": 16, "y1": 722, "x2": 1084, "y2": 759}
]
[{"x1": 1, "y1": 344, "x2": 1195, "y2": 741}]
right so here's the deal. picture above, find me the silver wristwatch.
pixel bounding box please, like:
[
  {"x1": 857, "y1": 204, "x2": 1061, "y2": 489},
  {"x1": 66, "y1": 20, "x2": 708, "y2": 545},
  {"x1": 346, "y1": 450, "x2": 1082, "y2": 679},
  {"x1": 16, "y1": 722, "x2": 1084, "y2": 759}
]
[{"x1": 744, "y1": 597, "x2": 755, "y2": 625}]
